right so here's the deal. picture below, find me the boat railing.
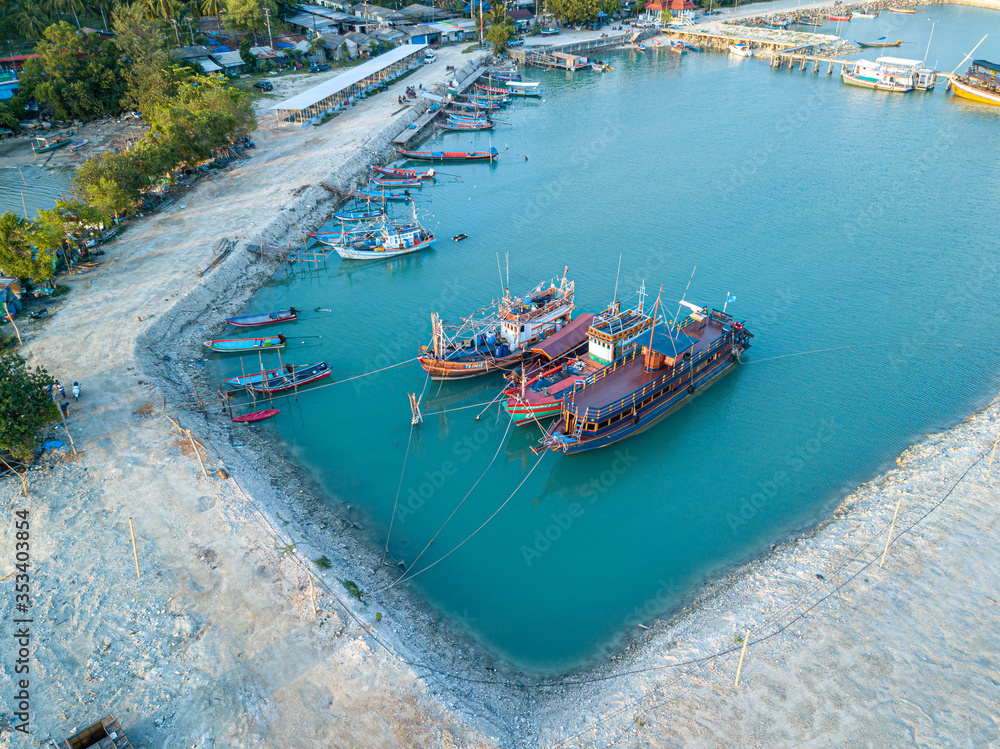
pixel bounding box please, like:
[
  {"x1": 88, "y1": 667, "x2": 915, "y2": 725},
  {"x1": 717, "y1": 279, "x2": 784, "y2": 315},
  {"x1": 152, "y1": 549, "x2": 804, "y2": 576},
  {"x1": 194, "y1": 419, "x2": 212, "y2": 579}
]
[{"x1": 567, "y1": 333, "x2": 732, "y2": 421}]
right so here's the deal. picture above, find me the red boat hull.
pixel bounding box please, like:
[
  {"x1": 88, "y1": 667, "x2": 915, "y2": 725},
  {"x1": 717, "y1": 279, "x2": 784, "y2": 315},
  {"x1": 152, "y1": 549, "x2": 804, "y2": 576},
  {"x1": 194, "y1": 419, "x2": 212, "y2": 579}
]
[{"x1": 233, "y1": 408, "x2": 280, "y2": 422}]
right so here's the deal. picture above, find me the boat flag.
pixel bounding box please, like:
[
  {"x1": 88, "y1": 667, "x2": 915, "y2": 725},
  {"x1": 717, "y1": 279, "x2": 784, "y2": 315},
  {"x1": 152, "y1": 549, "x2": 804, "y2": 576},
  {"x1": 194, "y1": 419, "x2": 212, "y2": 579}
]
[{"x1": 724, "y1": 292, "x2": 735, "y2": 313}]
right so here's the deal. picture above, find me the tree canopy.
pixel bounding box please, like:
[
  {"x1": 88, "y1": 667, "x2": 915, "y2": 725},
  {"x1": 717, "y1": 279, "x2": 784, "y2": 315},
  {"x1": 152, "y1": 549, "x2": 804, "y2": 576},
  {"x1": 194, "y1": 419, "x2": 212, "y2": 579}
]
[
  {"x1": 19, "y1": 21, "x2": 126, "y2": 119},
  {"x1": 546, "y1": 0, "x2": 599, "y2": 25},
  {"x1": 0, "y1": 212, "x2": 54, "y2": 281},
  {"x1": 485, "y1": 4, "x2": 514, "y2": 54},
  {"x1": 0, "y1": 352, "x2": 59, "y2": 461}
]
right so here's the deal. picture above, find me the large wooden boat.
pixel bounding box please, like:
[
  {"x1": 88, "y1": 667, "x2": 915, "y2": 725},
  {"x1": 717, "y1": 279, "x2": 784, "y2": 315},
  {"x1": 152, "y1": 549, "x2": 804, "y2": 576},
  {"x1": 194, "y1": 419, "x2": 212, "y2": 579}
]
[
  {"x1": 394, "y1": 147, "x2": 499, "y2": 162},
  {"x1": 226, "y1": 307, "x2": 298, "y2": 328},
  {"x1": 842, "y1": 56, "x2": 937, "y2": 92},
  {"x1": 418, "y1": 271, "x2": 576, "y2": 380},
  {"x1": 542, "y1": 302, "x2": 752, "y2": 453},
  {"x1": 504, "y1": 294, "x2": 654, "y2": 426},
  {"x1": 951, "y1": 60, "x2": 1000, "y2": 106},
  {"x1": 334, "y1": 221, "x2": 435, "y2": 260},
  {"x1": 856, "y1": 38, "x2": 901, "y2": 48},
  {"x1": 249, "y1": 361, "x2": 332, "y2": 394},
  {"x1": 204, "y1": 334, "x2": 286, "y2": 353}
]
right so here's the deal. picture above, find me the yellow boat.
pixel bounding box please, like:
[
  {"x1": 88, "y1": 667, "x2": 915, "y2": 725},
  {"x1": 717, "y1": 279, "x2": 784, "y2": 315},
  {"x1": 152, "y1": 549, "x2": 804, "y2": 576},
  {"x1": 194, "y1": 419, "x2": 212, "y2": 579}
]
[{"x1": 950, "y1": 60, "x2": 1000, "y2": 106}]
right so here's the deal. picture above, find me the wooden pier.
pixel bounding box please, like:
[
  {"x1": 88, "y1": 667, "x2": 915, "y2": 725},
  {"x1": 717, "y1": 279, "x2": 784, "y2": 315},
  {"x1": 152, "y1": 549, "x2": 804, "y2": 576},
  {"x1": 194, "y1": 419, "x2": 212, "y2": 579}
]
[
  {"x1": 665, "y1": 25, "x2": 840, "y2": 55},
  {"x1": 769, "y1": 50, "x2": 956, "y2": 82},
  {"x1": 511, "y1": 31, "x2": 650, "y2": 69},
  {"x1": 393, "y1": 65, "x2": 489, "y2": 145}
]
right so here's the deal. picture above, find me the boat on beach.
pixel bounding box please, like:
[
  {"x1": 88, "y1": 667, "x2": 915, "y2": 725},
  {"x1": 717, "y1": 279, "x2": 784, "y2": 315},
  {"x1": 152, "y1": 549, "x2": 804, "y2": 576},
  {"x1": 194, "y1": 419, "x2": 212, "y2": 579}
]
[
  {"x1": 31, "y1": 133, "x2": 73, "y2": 153},
  {"x1": 204, "y1": 334, "x2": 287, "y2": 353},
  {"x1": 950, "y1": 60, "x2": 1000, "y2": 105},
  {"x1": 232, "y1": 408, "x2": 280, "y2": 423},
  {"x1": 504, "y1": 294, "x2": 655, "y2": 426},
  {"x1": 542, "y1": 301, "x2": 753, "y2": 454},
  {"x1": 249, "y1": 361, "x2": 332, "y2": 394},
  {"x1": 226, "y1": 307, "x2": 298, "y2": 328},
  {"x1": 418, "y1": 271, "x2": 576, "y2": 380},
  {"x1": 395, "y1": 147, "x2": 500, "y2": 162}
]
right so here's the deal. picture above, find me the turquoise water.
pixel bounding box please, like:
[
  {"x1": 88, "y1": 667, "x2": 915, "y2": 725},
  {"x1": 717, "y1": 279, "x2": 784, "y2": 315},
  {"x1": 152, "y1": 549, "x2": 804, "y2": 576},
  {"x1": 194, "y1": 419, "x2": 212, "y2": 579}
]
[
  {"x1": 0, "y1": 165, "x2": 75, "y2": 218},
  {"x1": 211, "y1": 5, "x2": 1000, "y2": 673}
]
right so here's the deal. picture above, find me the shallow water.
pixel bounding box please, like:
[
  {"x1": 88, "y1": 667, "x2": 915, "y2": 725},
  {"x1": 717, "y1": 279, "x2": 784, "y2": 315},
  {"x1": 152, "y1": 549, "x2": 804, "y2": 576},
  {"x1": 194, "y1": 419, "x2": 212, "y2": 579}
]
[
  {"x1": 0, "y1": 165, "x2": 75, "y2": 219},
  {"x1": 210, "y1": 5, "x2": 1000, "y2": 672}
]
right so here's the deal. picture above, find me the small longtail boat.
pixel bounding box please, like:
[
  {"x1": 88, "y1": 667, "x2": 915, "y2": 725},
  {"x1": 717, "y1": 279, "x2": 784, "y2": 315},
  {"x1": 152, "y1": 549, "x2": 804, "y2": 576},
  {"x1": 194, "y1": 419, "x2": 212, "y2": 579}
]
[
  {"x1": 827, "y1": 14, "x2": 851, "y2": 21},
  {"x1": 232, "y1": 408, "x2": 280, "y2": 423},
  {"x1": 394, "y1": 147, "x2": 499, "y2": 162},
  {"x1": 249, "y1": 361, "x2": 332, "y2": 394},
  {"x1": 888, "y1": 7, "x2": 915, "y2": 12},
  {"x1": 226, "y1": 307, "x2": 298, "y2": 328},
  {"x1": 857, "y1": 38, "x2": 902, "y2": 48},
  {"x1": 371, "y1": 177, "x2": 422, "y2": 187},
  {"x1": 505, "y1": 294, "x2": 654, "y2": 425},
  {"x1": 222, "y1": 365, "x2": 284, "y2": 388},
  {"x1": 31, "y1": 134, "x2": 73, "y2": 154},
  {"x1": 441, "y1": 120, "x2": 494, "y2": 131},
  {"x1": 418, "y1": 270, "x2": 575, "y2": 380},
  {"x1": 372, "y1": 165, "x2": 436, "y2": 179},
  {"x1": 358, "y1": 188, "x2": 413, "y2": 202},
  {"x1": 204, "y1": 334, "x2": 286, "y2": 353},
  {"x1": 334, "y1": 207, "x2": 386, "y2": 221},
  {"x1": 542, "y1": 301, "x2": 753, "y2": 454},
  {"x1": 477, "y1": 83, "x2": 514, "y2": 95}
]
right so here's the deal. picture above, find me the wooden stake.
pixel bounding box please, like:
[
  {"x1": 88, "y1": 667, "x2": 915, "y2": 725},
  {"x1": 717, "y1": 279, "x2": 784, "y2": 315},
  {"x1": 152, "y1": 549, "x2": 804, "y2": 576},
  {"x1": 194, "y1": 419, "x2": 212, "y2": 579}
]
[
  {"x1": 986, "y1": 430, "x2": 1000, "y2": 483},
  {"x1": 128, "y1": 517, "x2": 141, "y2": 579},
  {"x1": 0, "y1": 456, "x2": 27, "y2": 496},
  {"x1": 187, "y1": 429, "x2": 208, "y2": 478},
  {"x1": 879, "y1": 499, "x2": 902, "y2": 569},
  {"x1": 3, "y1": 302, "x2": 22, "y2": 345},
  {"x1": 308, "y1": 573, "x2": 317, "y2": 617},
  {"x1": 734, "y1": 628, "x2": 750, "y2": 686},
  {"x1": 193, "y1": 384, "x2": 206, "y2": 415},
  {"x1": 58, "y1": 404, "x2": 77, "y2": 455}
]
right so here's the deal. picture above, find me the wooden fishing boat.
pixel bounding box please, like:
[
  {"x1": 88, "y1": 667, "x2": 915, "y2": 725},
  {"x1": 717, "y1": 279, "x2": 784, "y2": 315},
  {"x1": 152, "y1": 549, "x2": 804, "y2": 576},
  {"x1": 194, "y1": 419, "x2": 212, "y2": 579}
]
[
  {"x1": 334, "y1": 207, "x2": 386, "y2": 221},
  {"x1": 334, "y1": 210, "x2": 435, "y2": 260},
  {"x1": 418, "y1": 270, "x2": 575, "y2": 380},
  {"x1": 505, "y1": 80, "x2": 540, "y2": 89},
  {"x1": 477, "y1": 83, "x2": 515, "y2": 95},
  {"x1": 851, "y1": 11, "x2": 877, "y2": 18},
  {"x1": 888, "y1": 7, "x2": 915, "y2": 12},
  {"x1": 222, "y1": 365, "x2": 284, "y2": 389},
  {"x1": 450, "y1": 98, "x2": 502, "y2": 111},
  {"x1": 226, "y1": 307, "x2": 298, "y2": 328},
  {"x1": 797, "y1": 20, "x2": 824, "y2": 26},
  {"x1": 358, "y1": 188, "x2": 413, "y2": 202},
  {"x1": 505, "y1": 87, "x2": 542, "y2": 98},
  {"x1": 249, "y1": 361, "x2": 332, "y2": 394},
  {"x1": 729, "y1": 43, "x2": 753, "y2": 57},
  {"x1": 70, "y1": 139, "x2": 90, "y2": 150},
  {"x1": 857, "y1": 38, "x2": 902, "y2": 48},
  {"x1": 204, "y1": 334, "x2": 286, "y2": 353},
  {"x1": 394, "y1": 147, "x2": 500, "y2": 162},
  {"x1": 441, "y1": 120, "x2": 494, "y2": 131},
  {"x1": 542, "y1": 302, "x2": 753, "y2": 454},
  {"x1": 951, "y1": 60, "x2": 1000, "y2": 105},
  {"x1": 827, "y1": 14, "x2": 851, "y2": 21},
  {"x1": 31, "y1": 134, "x2": 73, "y2": 153},
  {"x1": 372, "y1": 165, "x2": 436, "y2": 179},
  {"x1": 504, "y1": 293, "x2": 655, "y2": 425},
  {"x1": 666, "y1": 41, "x2": 685, "y2": 54},
  {"x1": 232, "y1": 408, "x2": 280, "y2": 423},
  {"x1": 842, "y1": 57, "x2": 935, "y2": 92},
  {"x1": 371, "y1": 177, "x2": 423, "y2": 187}
]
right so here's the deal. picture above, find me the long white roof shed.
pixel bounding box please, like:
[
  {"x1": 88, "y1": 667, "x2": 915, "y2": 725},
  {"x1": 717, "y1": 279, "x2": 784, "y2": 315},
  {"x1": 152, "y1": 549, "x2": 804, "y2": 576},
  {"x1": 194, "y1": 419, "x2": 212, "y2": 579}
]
[{"x1": 270, "y1": 43, "x2": 428, "y2": 123}]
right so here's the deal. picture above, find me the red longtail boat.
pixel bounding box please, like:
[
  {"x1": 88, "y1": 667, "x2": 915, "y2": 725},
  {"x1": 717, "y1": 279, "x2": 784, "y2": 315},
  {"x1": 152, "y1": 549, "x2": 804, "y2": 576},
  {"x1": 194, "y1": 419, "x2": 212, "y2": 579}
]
[
  {"x1": 232, "y1": 408, "x2": 280, "y2": 423},
  {"x1": 394, "y1": 147, "x2": 499, "y2": 162},
  {"x1": 827, "y1": 14, "x2": 851, "y2": 20}
]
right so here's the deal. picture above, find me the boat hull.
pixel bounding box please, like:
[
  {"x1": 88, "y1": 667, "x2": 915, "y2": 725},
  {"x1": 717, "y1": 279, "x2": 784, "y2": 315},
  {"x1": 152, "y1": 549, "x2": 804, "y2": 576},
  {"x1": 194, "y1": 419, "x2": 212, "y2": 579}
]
[
  {"x1": 951, "y1": 78, "x2": 1000, "y2": 105},
  {"x1": 226, "y1": 310, "x2": 297, "y2": 328},
  {"x1": 233, "y1": 408, "x2": 280, "y2": 422},
  {"x1": 204, "y1": 337, "x2": 285, "y2": 353},
  {"x1": 336, "y1": 236, "x2": 436, "y2": 260},
  {"x1": 418, "y1": 352, "x2": 524, "y2": 380},
  {"x1": 547, "y1": 355, "x2": 740, "y2": 454},
  {"x1": 504, "y1": 397, "x2": 563, "y2": 425},
  {"x1": 841, "y1": 72, "x2": 912, "y2": 92}
]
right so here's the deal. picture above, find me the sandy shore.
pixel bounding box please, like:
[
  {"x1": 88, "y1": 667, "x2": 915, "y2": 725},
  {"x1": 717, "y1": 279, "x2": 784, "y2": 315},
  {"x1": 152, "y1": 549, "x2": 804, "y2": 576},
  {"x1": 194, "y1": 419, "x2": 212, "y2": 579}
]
[{"x1": 2, "y1": 21, "x2": 1000, "y2": 748}]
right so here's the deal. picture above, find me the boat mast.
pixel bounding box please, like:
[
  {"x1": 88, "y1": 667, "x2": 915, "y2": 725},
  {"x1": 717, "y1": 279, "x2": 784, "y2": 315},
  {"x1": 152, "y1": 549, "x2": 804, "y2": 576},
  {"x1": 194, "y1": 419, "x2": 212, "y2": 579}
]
[
  {"x1": 612, "y1": 253, "x2": 622, "y2": 307},
  {"x1": 951, "y1": 33, "x2": 988, "y2": 75},
  {"x1": 672, "y1": 266, "x2": 697, "y2": 331},
  {"x1": 923, "y1": 21, "x2": 935, "y2": 65}
]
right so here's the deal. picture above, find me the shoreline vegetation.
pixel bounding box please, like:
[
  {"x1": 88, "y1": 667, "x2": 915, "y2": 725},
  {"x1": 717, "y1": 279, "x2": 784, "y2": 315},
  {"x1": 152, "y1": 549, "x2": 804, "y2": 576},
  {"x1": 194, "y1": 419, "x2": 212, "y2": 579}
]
[{"x1": 2, "y1": 0, "x2": 999, "y2": 745}]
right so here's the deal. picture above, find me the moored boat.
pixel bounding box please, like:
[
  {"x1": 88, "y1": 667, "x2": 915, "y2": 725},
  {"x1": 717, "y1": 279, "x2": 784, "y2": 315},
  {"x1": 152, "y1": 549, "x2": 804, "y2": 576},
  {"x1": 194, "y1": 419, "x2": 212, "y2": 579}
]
[
  {"x1": 204, "y1": 334, "x2": 287, "y2": 353},
  {"x1": 950, "y1": 60, "x2": 1000, "y2": 105},
  {"x1": 418, "y1": 271, "x2": 576, "y2": 380},
  {"x1": 371, "y1": 176, "x2": 422, "y2": 187},
  {"x1": 440, "y1": 119, "x2": 494, "y2": 131},
  {"x1": 842, "y1": 56, "x2": 937, "y2": 92},
  {"x1": 372, "y1": 165, "x2": 436, "y2": 179},
  {"x1": 395, "y1": 147, "x2": 500, "y2": 162},
  {"x1": 856, "y1": 38, "x2": 902, "y2": 48},
  {"x1": 504, "y1": 294, "x2": 654, "y2": 426},
  {"x1": 249, "y1": 361, "x2": 332, "y2": 394},
  {"x1": 888, "y1": 7, "x2": 915, "y2": 12},
  {"x1": 31, "y1": 133, "x2": 73, "y2": 153},
  {"x1": 827, "y1": 13, "x2": 851, "y2": 21},
  {"x1": 222, "y1": 366, "x2": 284, "y2": 389},
  {"x1": 729, "y1": 43, "x2": 753, "y2": 57},
  {"x1": 334, "y1": 206, "x2": 386, "y2": 221},
  {"x1": 358, "y1": 188, "x2": 413, "y2": 202},
  {"x1": 851, "y1": 11, "x2": 878, "y2": 18},
  {"x1": 542, "y1": 301, "x2": 753, "y2": 454},
  {"x1": 333, "y1": 211, "x2": 436, "y2": 260},
  {"x1": 226, "y1": 307, "x2": 298, "y2": 328},
  {"x1": 232, "y1": 408, "x2": 280, "y2": 423}
]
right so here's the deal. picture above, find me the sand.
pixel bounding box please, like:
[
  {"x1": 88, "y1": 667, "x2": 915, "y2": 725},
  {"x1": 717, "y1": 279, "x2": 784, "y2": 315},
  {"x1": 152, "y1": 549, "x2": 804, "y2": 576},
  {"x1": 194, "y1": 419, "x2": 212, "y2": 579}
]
[{"x1": 2, "y1": 27, "x2": 999, "y2": 749}]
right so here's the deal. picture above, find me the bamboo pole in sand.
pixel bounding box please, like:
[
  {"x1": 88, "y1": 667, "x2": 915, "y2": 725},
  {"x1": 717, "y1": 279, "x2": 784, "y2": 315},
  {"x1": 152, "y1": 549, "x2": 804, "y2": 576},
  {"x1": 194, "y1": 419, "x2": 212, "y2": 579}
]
[
  {"x1": 735, "y1": 628, "x2": 751, "y2": 686},
  {"x1": 128, "y1": 517, "x2": 141, "y2": 579},
  {"x1": 879, "y1": 499, "x2": 902, "y2": 568}
]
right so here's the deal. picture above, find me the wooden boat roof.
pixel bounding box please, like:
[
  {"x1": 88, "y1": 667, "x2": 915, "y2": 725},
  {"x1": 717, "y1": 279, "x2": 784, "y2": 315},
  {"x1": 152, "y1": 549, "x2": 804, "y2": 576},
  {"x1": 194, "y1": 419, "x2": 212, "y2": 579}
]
[
  {"x1": 973, "y1": 59, "x2": 1000, "y2": 73},
  {"x1": 646, "y1": 327, "x2": 699, "y2": 357},
  {"x1": 529, "y1": 313, "x2": 595, "y2": 360}
]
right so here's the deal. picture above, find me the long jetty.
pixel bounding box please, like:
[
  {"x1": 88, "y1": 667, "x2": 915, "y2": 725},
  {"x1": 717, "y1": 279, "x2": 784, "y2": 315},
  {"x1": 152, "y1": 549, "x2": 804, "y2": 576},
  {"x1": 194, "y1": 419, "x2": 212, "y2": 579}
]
[
  {"x1": 392, "y1": 65, "x2": 489, "y2": 145},
  {"x1": 769, "y1": 49, "x2": 957, "y2": 83}
]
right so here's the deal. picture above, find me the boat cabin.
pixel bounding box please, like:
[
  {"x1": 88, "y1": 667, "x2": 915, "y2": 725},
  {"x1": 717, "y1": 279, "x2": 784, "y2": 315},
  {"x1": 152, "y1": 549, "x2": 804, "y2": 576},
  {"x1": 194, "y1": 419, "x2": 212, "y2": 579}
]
[
  {"x1": 551, "y1": 52, "x2": 590, "y2": 71},
  {"x1": 965, "y1": 59, "x2": 1000, "y2": 93},
  {"x1": 877, "y1": 56, "x2": 937, "y2": 90},
  {"x1": 586, "y1": 304, "x2": 653, "y2": 365},
  {"x1": 642, "y1": 328, "x2": 697, "y2": 371}
]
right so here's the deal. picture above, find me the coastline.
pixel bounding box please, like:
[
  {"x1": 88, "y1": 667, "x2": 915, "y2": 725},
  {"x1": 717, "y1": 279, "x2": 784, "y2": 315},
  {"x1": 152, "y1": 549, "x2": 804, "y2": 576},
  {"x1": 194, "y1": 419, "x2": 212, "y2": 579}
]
[{"x1": 2, "y1": 13, "x2": 1000, "y2": 747}]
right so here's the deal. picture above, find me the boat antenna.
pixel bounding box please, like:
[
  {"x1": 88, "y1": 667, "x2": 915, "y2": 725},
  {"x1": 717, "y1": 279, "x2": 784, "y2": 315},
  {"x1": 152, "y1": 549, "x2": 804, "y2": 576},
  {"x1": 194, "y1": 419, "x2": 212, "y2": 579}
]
[
  {"x1": 923, "y1": 21, "x2": 935, "y2": 65},
  {"x1": 647, "y1": 286, "x2": 663, "y2": 356},
  {"x1": 951, "y1": 33, "x2": 988, "y2": 75},
  {"x1": 612, "y1": 253, "x2": 622, "y2": 306},
  {"x1": 637, "y1": 280, "x2": 647, "y2": 314},
  {"x1": 505, "y1": 251, "x2": 510, "y2": 300},
  {"x1": 723, "y1": 290, "x2": 732, "y2": 314},
  {"x1": 672, "y1": 266, "x2": 697, "y2": 331},
  {"x1": 496, "y1": 252, "x2": 505, "y2": 296}
]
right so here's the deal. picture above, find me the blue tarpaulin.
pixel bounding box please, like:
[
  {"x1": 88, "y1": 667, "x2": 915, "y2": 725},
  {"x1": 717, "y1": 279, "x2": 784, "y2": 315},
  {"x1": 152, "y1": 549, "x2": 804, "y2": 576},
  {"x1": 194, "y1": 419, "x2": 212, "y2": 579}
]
[
  {"x1": 275, "y1": 42, "x2": 294, "y2": 48},
  {"x1": 213, "y1": 45, "x2": 233, "y2": 52}
]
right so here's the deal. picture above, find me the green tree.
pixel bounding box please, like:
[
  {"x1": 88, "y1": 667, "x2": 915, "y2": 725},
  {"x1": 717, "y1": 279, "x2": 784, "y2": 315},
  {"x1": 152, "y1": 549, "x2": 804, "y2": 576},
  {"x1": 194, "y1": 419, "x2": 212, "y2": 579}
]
[
  {"x1": 598, "y1": 0, "x2": 620, "y2": 15},
  {"x1": 19, "y1": 21, "x2": 125, "y2": 120},
  {"x1": 660, "y1": 8, "x2": 671, "y2": 22},
  {"x1": 34, "y1": 199, "x2": 107, "y2": 256},
  {"x1": 11, "y1": 0, "x2": 52, "y2": 39},
  {"x1": 0, "y1": 352, "x2": 59, "y2": 461},
  {"x1": 485, "y1": 4, "x2": 514, "y2": 54},
  {"x1": 546, "y1": 0, "x2": 598, "y2": 25},
  {"x1": 238, "y1": 35, "x2": 258, "y2": 71},
  {"x1": 223, "y1": 0, "x2": 277, "y2": 37},
  {"x1": 0, "y1": 212, "x2": 54, "y2": 281},
  {"x1": 113, "y1": 2, "x2": 191, "y2": 115}
]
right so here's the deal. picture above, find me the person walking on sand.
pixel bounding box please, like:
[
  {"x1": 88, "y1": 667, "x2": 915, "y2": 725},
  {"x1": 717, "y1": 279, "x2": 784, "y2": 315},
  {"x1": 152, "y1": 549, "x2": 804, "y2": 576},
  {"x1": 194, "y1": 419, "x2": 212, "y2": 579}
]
[
  {"x1": 60, "y1": 402, "x2": 68, "y2": 419},
  {"x1": 58, "y1": 380, "x2": 65, "y2": 400},
  {"x1": 72, "y1": 381, "x2": 80, "y2": 402}
]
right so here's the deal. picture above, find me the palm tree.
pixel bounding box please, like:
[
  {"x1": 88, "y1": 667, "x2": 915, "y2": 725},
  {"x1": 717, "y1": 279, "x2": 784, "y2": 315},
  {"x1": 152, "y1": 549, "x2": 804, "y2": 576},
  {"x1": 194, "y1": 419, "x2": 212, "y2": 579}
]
[
  {"x1": 14, "y1": 0, "x2": 51, "y2": 38},
  {"x1": 49, "y1": 0, "x2": 85, "y2": 28},
  {"x1": 200, "y1": 0, "x2": 221, "y2": 22}
]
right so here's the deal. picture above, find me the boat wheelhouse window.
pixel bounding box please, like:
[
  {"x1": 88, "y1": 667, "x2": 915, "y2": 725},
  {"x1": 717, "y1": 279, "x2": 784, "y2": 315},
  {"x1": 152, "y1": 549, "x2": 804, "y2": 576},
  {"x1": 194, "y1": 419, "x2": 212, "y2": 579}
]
[
  {"x1": 586, "y1": 422, "x2": 597, "y2": 431},
  {"x1": 520, "y1": 325, "x2": 525, "y2": 332}
]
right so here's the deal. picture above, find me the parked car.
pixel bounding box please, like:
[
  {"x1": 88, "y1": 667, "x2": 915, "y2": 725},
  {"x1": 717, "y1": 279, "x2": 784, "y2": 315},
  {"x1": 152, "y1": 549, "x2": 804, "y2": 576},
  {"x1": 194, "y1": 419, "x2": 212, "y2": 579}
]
[
  {"x1": 252, "y1": 80, "x2": 273, "y2": 91},
  {"x1": 508, "y1": 37, "x2": 525, "y2": 46},
  {"x1": 309, "y1": 63, "x2": 331, "y2": 72},
  {"x1": 423, "y1": 52, "x2": 436, "y2": 64}
]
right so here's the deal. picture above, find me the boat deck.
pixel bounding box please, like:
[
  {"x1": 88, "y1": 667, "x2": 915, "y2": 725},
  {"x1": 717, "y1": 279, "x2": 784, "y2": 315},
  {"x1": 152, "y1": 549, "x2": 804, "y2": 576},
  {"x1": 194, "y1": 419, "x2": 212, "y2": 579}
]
[{"x1": 569, "y1": 318, "x2": 728, "y2": 411}]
